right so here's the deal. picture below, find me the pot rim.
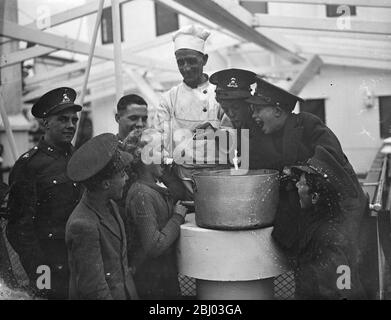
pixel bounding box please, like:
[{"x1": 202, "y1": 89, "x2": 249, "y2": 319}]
[{"x1": 193, "y1": 168, "x2": 279, "y2": 177}]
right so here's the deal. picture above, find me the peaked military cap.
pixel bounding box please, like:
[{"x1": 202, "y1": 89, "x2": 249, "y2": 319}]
[
  {"x1": 246, "y1": 77, "x2": 304, "y2": 111},
  {"x1": 32, "y1": 87, "x2": 82, "y2": 118},
  {"x1": 67, "y1": 133, "x2": 133, "y2": 182},
  {"x1": 210, "y1": 68, "x2": 256, "y2": 100},
  {"x1": 291, "y1": 145, "x2": 358, "y2": 199}
]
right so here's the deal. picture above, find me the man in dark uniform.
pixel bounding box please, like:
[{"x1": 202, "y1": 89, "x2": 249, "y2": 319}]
[
  {"x1": 210, "y1": 68, "x2": 272, "y2": 169},
  {"x1": 6, "y1": 87, "x2": 82, "y2": 299},
  {"x1": 210, "y1": 68, "x2": 257, "y2": 130},
  {"x1": 246, "y1": 78, "x2": 368, "y2": 267}
]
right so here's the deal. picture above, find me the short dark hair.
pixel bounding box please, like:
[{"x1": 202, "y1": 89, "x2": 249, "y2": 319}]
[
  {"x1": 117, "y1": 94, "x2": 147, "y2": 113},
  {"x1": 305, "y1": 173, "x2": 341, "y2": 218}
]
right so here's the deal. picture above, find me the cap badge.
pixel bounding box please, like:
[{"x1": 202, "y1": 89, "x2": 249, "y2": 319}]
[
  {"x1": 62, "y1": 93, "x2": 71, "y2": 103},
  {"x1": 227, "y1": 77, "x2": 238, "y2": 88}
]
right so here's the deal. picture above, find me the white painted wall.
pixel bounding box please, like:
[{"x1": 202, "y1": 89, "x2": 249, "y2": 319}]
[{"x1": 299, "y1": 65, "x2": 391, "y2": 174}]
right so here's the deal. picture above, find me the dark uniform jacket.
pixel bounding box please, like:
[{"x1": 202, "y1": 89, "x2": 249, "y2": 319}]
[
  {"x1": 6, "y1": 139, "x2": 81, "y2": 298},
  {"x1": 249, "y1": 112, "x2": 367, "y2": 252},
  {"x1": 249, "y1": 112, "x2": 350, "y2": 172},
  {"x1": 66, "y1": 193, "x2": 138, "y2": 300},
  {"x1": 126, "y1": 180, "x2": 184, "y2": 299}
]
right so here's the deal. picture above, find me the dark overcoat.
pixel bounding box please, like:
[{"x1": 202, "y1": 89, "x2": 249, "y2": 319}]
[
  {"x1": 6, "y1": 139, "x2": 81, "y2": 299},
  {"x1": 294, "y1": 208, "x2": 366, "y2": 300},
  {"x1": 249, "y1": 112, "x2": 367, "y2": 252},
  {"x1": 65, "y1": 193, "x2": 138, "y2": 300}
]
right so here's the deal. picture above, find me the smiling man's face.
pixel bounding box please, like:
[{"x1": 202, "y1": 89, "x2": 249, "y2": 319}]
[
  {"x1": 45, "y1": 110, "x2": 79, "y2": 145},
  {"x1": 116, "y1": 104, "x2": 148, "y2": 140},
  {"x1": 175, "y1": 49, "x2": 208, "y2": 88},
  {"x1": 251, "y1": 105, "x2": 287, "y2": 134}
]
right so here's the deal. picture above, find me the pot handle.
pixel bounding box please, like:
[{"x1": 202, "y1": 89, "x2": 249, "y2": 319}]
[{"x1": 192, "y1": 177, "x2": 198, "y2": 193}]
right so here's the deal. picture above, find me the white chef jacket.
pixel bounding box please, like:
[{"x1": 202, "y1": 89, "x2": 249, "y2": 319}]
[{"x1": 152, "y1": 79, "x2": 225, "y2": 167}]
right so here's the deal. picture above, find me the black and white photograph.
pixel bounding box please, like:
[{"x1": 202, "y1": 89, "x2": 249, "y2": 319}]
[{"x1": 0, "y1": 0, "x2": 390, "y2": 306}]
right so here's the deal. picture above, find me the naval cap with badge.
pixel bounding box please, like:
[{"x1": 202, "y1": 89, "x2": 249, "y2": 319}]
[
  {"x1": 246, "y1": 77, "x2": 304, "y2": 112},
  {"x1": 31, "y1": 87, "x2": 82, "y2": 119},
  {"x1": 209, "y1": 68, "x2": 257, "y2": 101},
  {"x1": 67, "y1": 133, "x2": 133, "y2": 183}
]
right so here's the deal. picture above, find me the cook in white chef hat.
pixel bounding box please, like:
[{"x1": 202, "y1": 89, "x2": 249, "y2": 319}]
[{"x1": 173, "y1": 25, "x2": 211, "y2": 54}]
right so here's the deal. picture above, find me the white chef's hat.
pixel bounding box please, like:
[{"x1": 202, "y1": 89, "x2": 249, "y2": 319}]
[{"x1": 173, "y1": 25, "x2": 211, "y2": 54}]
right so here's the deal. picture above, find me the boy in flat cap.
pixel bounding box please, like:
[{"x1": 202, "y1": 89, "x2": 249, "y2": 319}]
[
  {"x1": 288, "y1": 146, "x2": 366, "y2": 299},
  {"x1": 65, "y1": 133, "x2": 138, "y2": 300},
  {"x1": 151, "y1": 25, "x2": 227, "y2": 199},
  {"x1": 247, "y1": 78, "x2": 367, "y2": 275},
  {"x1": 6, "y1": 87, "x2": 82, "y2": 299}
]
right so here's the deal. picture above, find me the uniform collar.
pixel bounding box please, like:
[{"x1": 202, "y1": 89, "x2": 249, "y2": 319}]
[{"x1": 38, "y1": 138, "x2": 73, "y2": 158}]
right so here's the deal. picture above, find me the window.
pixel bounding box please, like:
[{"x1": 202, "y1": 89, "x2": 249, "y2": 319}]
[
  {"x1": 299, "y1": 99, "x2": 326, "y2": 124},
  {"x1": 155, "y1": 2, "x2": 179, "y2": 36},
  {"x1": 326, "y1": 4, "x2": 356, "y2": 17},
  {"x1": 379, "y1": 96, "x2": 391, "y2": 139},
  {"x1": 240, "y1": 1, "x2": 268, "y2": 14},
  {"x1": 101, "y1": 5, "x2": 124, "y2": 45}
]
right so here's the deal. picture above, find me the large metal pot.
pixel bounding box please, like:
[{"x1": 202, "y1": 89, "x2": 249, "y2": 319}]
[{"x1": 194, "y1": 169, "x2": 279, "y2": 230}]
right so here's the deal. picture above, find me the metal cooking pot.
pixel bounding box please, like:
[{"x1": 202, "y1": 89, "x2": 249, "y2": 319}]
[{"x1": 193, "y1": 169, "x2": 279, "y2": 230}]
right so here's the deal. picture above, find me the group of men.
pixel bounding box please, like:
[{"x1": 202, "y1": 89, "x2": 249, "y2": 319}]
[{"x1": 4, "y1": 24, "x2": 369, "y2": 299}]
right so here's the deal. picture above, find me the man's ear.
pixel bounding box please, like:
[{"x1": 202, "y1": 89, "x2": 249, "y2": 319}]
[
  {"x1": 115, "y1": 113, "x2": 120, "y2": 124},
  {"x1": 42, "y1": 118, "x2": 49, "y2": 129},
  {"x1": 101, "y1": 179, "x2": 110, "y2": 190},
  {"x1": 274, "y1": 106, "x2": 284, "y2": 118},
  {"x1": 311, "y1": 192, "x2": 320, "y2": 205},
  {"x1": 203, "y1": 54, "x2": 208, "y2": 66}
]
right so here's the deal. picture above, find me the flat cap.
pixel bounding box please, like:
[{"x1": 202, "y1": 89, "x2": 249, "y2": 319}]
[
  {"x1": 291, "y1": 145, "x2": 358, "y2": 198},
  {"x1": 32, "y1": 87, "x2": 82, "y2": 118},
  {"x1": 67, "y1": 133, "x2": 132, "y2": 182},
  {"x1": 246, "y1": 77, "x2": 303, "y2": 111},
  {"x1": 210, "y1": 68, "x2": 256, "y2": 100}
]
